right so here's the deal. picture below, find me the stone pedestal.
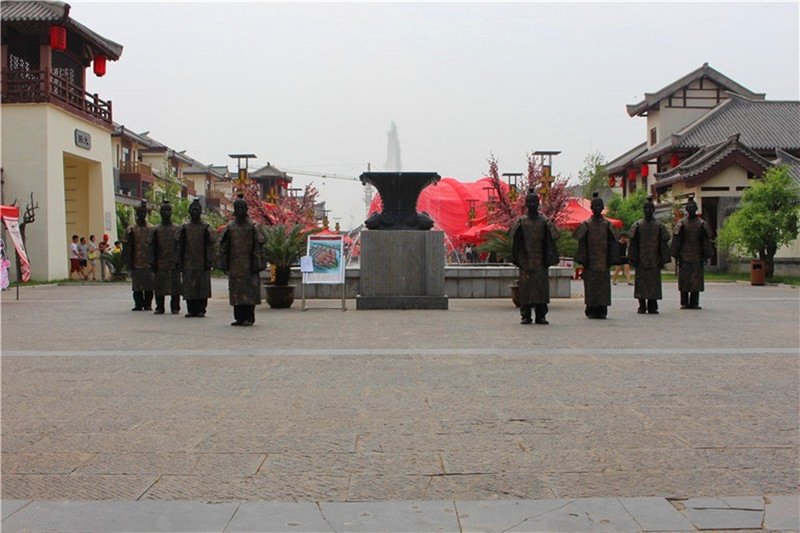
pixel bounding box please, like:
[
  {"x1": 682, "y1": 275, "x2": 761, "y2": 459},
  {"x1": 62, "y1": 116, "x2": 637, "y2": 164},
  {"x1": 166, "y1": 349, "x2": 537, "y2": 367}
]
[{"x1": 357, "y1": 230, "x2": 448, "y2": 310}]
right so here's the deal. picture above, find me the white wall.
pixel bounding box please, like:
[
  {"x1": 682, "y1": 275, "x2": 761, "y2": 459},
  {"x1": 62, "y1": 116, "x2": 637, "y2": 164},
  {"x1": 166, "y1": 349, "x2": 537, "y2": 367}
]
[{"x1": 1, "y1": 104, "x2": 116, "y2": 280}]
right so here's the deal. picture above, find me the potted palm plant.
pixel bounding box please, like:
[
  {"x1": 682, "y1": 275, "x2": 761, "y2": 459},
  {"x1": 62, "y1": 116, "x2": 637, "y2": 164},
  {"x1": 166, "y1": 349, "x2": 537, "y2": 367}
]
[{"x1": 262, "y1": 224, "x2": 318, "y2": 308}]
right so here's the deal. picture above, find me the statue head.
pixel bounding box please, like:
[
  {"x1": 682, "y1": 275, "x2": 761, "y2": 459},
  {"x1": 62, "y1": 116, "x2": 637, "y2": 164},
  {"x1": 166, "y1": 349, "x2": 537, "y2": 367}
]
[
  {"x1": 233, "y1": 193, "x2": 248, "y2": 222},
  {"x1": 686, "y1": 196, "x2": 698, "y2": 218},
  {"x1": 525, "y1": 188, "x2": 540, "y2": 217},
  {"x1": 189, "y1": 199, "x2": 202, "y2": 223},
  {"x1": 644, "y1": 197, "x2": 655, "y2": 221},
  {"x1": 135, "y1": 200, "x2": 148, "y2": 225},
  {"x1": 159, "y1": 200, "x2": 173, "y2": 224},
  {"x1": 590, "y1": 192, "x2": 604, "y2": 219}
]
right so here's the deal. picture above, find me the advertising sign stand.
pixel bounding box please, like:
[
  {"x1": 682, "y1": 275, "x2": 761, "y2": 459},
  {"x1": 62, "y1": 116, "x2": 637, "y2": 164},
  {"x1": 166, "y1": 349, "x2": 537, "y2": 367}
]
[{"x1": 301, "y1": 235, "x2": 346, "y2": 311}]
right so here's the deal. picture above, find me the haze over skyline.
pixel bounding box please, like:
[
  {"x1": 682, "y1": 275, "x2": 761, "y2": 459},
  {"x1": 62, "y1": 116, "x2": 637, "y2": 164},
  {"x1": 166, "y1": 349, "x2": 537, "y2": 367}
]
[{"x1": 73, "y1": 1, "x2": 799, "y2": 228}]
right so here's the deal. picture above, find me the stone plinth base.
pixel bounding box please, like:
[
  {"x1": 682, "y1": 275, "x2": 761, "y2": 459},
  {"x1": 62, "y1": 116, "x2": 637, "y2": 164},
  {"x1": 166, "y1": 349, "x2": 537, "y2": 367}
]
[
  {"x1": 356, "y1": 295, "x2": 449, "y2": 310},
  {"x1": 357, "y1": 230, "x2": 448, "y2": 310}
]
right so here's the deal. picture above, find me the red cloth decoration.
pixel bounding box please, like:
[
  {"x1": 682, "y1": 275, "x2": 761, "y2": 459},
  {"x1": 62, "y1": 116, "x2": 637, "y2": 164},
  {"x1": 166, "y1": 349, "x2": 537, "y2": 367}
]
[
  {"x1": 670, "y1": 153, "x2": 680, "y2": 168},
  {"x1": 608, "y1": 176, "x2": 616, "y2": 187},
  {"x1": 627, "y1": 168, "x2": 636, "y2": 181},
  {"x1": 50, "y1": 26, "x2": 67, "y2": 52},
  {"x1": 641, "y1": 164, "x2": 649, "y2": 178},
  {"x1": 93, "y1": 55, "x2": 107, "y2": 77}
]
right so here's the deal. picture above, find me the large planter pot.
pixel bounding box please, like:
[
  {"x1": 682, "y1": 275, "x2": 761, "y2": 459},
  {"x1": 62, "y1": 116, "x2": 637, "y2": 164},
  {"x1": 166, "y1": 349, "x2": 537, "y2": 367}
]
[{"x1": 266, "y1": 284, "x2": 296, "y2": 309}]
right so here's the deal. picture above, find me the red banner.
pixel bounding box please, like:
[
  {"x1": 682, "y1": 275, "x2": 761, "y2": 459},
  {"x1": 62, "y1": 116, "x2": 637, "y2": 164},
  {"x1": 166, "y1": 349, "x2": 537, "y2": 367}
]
[{"x1": 1, "y1": 212, "x2": 31, "y2": 282}]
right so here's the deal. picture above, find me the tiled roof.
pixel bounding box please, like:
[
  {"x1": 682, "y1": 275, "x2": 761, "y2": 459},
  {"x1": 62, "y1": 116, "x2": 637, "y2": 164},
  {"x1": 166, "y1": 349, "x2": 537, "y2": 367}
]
[
  {"x1": 251, "y1": 162, "x2": 292, "y2": 182},
  {"x1": 1, "y1": 1, "x2": 123, "y2": 59},
  {"x1": 633, "y1": 93, "x2": 800, "y2": 165},
  {"x1": 626, "y1": 63, "x2": 764, "y2": 117},
  {"x1": 605, "y1": 142, "x2": 647, "y2": 175},
  {"x1": 654, "y1": 134, "x2": 773, "y2": 191},
  {"x1": 774, "y1": 150, "x2": 800, "y2": 184}
]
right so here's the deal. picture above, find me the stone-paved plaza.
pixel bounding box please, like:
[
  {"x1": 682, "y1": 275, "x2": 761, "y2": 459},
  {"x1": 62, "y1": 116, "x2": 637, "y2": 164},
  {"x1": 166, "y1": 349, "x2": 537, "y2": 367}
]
[{"x1": 1, "y1": 279, "x2": 798, "y2": 529}]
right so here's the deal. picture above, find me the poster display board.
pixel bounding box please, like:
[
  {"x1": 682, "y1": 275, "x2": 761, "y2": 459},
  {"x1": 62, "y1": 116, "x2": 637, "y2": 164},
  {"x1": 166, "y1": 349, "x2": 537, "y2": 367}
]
[
  {"x1": 304, "y1": 235, "x2": 345, "y2": 285},
  {"x1": 301, "y1": 234, "x2": 346, "y2": 311},
  {"x1": 1, "y1": 206, "x2": 31, "y2": 282}
]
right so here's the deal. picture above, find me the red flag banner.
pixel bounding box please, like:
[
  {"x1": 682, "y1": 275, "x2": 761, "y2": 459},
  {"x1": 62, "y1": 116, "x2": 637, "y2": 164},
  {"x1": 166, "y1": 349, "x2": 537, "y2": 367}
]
[{"x1": 1, "y1": 209, "x2": 31, "y2": 282}]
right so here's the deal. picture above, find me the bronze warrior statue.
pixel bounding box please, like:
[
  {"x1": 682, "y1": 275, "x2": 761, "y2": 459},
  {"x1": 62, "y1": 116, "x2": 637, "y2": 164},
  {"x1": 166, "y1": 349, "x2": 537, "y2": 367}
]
[
  {"x1": 122, "y1": 200, "x2": 155, "y2": 311},
  {"x1": 175, "y1": 199, "x2": 213, "y2": 318},
  {"x1": 670, "y1": 196, "x2": 714, "y2": 309},
  {"x1": 219, "y1": 194, "x2": 266, "y2": 326},
  {"x1": 628, "y1": 197, "x2": 671, "y2": 314},
  {"x1": 151, "y1": 200, "x2": 181, "y2": 315},
  {"x1": 574, "y1": 193, "x2": 621, "y2": 319},
  {"x1": 510, "y1": 189, "x2": 560, "y2": 324}
]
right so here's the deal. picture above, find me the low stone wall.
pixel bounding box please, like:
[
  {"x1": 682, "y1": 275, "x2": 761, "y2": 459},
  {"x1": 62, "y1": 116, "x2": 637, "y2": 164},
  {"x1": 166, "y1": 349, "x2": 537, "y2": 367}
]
[{"x1": 264, "y1": 265, "x2": 574, "y2": 299}]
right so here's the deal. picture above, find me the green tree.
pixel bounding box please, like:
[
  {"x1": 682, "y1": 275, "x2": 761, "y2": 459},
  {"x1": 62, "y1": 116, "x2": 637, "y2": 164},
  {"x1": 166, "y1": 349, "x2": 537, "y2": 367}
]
[
  {"x1": 145, "y1": 164, "x2": 190, "y2": 225},
  {"x1": 116, "y1": 203, "x2": 132, "y2": 238},
  {"x1": 605, "y1": 188, "x2": 648, "y2": 232},
  {"x1": 716, "y1": 165, "x2": 800, "y2": 279},
  {"x1": 577, "y1": 151, "x2": 610, "y2": 199}
]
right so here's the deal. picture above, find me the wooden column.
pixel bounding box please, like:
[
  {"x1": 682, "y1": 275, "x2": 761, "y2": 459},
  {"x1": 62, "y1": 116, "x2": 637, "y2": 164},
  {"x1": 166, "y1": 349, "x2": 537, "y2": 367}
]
[{"x1": 39, "y1": 43, "x2": 52, "y2": 96}]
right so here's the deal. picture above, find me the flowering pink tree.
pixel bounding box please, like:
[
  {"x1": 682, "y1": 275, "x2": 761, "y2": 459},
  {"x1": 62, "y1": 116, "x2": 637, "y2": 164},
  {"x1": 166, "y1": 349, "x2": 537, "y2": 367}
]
[
  {"x1": 484, "y1": 152, "x2": 570, "y2": 229},
  {"x1": 240, "y1": 182, "x2": 319, "y2": 228}
]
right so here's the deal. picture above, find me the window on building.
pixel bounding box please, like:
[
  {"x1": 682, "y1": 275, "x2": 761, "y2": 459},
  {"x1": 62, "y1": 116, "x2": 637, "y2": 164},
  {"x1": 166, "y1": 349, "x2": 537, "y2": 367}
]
[{"x1": 650, "y1": 127, "x2": 657, "y2": 146}]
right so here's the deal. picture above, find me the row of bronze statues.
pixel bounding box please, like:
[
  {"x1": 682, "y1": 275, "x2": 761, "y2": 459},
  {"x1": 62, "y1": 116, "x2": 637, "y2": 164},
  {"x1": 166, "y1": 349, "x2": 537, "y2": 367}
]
[
  {"x1": 122, "y1": 195, "x2": 266, "y2": 326},
  {"x1": 511, "y1": 189, "x2": 713, "y2": 324}
]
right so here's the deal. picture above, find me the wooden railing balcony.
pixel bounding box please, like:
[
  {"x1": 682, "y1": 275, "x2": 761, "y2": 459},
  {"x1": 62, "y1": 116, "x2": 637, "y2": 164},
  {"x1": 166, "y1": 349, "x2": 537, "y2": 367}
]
[
  {"x1": 119, "y1": 161, "x2": 154, "y2": 181},
  {"x1": 1, "y1": 68, "x2": 112, "y2": 126}
]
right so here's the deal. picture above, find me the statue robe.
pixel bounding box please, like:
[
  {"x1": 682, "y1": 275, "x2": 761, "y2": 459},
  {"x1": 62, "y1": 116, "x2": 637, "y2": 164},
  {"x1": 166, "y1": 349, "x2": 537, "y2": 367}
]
[
  {"x1": 510, "y1": 215, "x2": 560, "y2": 305},
  {"x1": 670, "y1": 216, "x2": 714, "y2": 292},
  {"x1": 219, "y1": 219, "x2": 265, "y2": 306},
  {"x1": 629, "y1": 218, "x2": 671, "y2": 300},
  {"x1": 175, "y1": 221, "x2": 213, "y2": 300},
  {"x1": 122, "y1": 223, "x2": 155, "y2": 292},
  {"x1": 574, "y1": 217, "x2": 620, "y2": 307},
  {"x1": 152, "y1": 223, "x2": 180, "y2": 299}
]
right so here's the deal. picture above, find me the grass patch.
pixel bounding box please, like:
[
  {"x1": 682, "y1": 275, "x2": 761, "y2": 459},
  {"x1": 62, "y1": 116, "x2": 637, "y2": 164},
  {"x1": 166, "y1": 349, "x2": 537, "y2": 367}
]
[{"x1": 659, "y1": 270, "x2": 800, "y2": 286}]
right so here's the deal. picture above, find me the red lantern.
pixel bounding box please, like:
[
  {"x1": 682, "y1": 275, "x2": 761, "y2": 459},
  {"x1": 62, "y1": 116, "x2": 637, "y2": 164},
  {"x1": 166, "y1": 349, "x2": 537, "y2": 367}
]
[
  {"x1": 641, "y1": 164, "x2": 649, "y2": 178},
  {"x1": 93, "y1": 55, "x2": 107, "y2": 77},
  {"x1": 627, "y1": 168, "x2": 637, "y2": 181},
  {"x1": 50, "y1": 26, "x2": 67, "y2": 52},
  {"x1": 608, "y1": 176, "x2": 616, "y2": 187},
  {"x1": 670, "y1": 153, "x2": 680, "y2": 168}
]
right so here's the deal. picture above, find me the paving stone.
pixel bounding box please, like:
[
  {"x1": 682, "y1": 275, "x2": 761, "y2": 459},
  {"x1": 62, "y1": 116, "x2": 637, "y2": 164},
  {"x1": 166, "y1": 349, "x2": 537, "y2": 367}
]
[
  {"x1": 732, "y1": 466, "x2": 800, "y2": 495},
  {"x1": 617, "y1": 497, "x2": 695, "y2": 531},
  {"x1": 76, "y1": 452, "x2": 197, "y2": 475},
  {"x1": 719, "y1": 495, "x2": 765, "y2": 510},
  {"x1": 764, "y1": 494, "x2": 800, "y2": 530},
  {"x1": 0, "y1": 474, "x2": 158, "y2": 500},
  {"x1": 266, "y1": 452, "x2": 443, "y2": 476},
  {"x1": 455, "y1": 499, "x2": 573, "y2": 532},
  {"x1": 545, "y1": 469, "x2": 756, "y2": 499},
  {"x1": 441, "y1": 448, "x2": 619, "y2": 475},
  {"x1": 0, "y1": 500, "x2": 237, "y2": 532},
  {"x1": 681, "y1": 507, "x2": 764, "y2": 530},
  {"x1": 347, "y1": 474, "x2": 432, "y2": 501},
  {"x1": 426, "y1": 473, "x2": 554, "y2": 501},
  {"x1": 319, "y1": 501, "x2": 460, "y2": 532},
  {"x1": 225, "y1": 502, "x2": 332, "y2": 532},
  {"x1": 1, "y1": 500, "x2": 30, "y2": 521},
  {"x1": 1, "y1": 452, "x2": 92, "y2": 474}
]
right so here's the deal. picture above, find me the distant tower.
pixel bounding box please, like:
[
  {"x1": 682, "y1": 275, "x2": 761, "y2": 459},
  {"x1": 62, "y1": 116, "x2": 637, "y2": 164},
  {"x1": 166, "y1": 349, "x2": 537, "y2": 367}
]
[
  {"x1": 383, "y1": 121, "x2": 402, "y2": 172},
  {"x1": 364, "y1": 162, "x2": 374, "y2": 217}
]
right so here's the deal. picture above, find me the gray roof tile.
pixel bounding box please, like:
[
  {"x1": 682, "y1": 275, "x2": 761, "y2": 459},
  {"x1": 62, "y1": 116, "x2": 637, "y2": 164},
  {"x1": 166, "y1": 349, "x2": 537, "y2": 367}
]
[
  {"x1": 605, "y1": 142, "x2": 647, "y2": 175},
  {"x1": 1, "y1": 1, "x2": 123, "y2": 59},
  {"x1": 626, "y1": 63, "x2": 764, "y2": 117}
]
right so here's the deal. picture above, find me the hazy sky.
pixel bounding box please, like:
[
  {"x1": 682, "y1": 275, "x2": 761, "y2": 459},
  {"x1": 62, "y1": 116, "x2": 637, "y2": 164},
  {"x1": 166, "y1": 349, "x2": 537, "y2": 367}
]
[{"x1": 74, "y1": 1, "x2": 799, "y2": 228}]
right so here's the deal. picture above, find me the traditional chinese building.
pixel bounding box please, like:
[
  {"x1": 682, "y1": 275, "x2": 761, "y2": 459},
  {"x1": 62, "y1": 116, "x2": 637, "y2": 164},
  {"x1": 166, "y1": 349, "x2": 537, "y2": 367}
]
[
  {"x1": 606, "y1": 63, "x2": 800, "y2": 271},
  {"x1": 249, "y1": 162, "x2": 292, "y2": 201},
  {"x1": 1, "y1": 1, "x2": 122, "y2": 280}
]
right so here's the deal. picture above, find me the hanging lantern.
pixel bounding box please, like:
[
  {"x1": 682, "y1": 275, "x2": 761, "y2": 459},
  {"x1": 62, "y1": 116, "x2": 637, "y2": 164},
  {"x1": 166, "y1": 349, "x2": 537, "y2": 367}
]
[
  {"x1": 93, "y1": 54, "x2": 107, "y2": 77},
  {"x1": 641, "y1": 164, "x2": 649, "y2": 178},
  {"x1": 50, "y1": 26, "x2": 67, "y2": 52},
  {"x1": 670, "y1": 153, "x2": 680, "y2": 168},
  {"x1": 608, "y1": 176, "x2": 616, "y2": 187},
  {"x1": 627, "y1": 168, "x2": 637, "y2": 181}
]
